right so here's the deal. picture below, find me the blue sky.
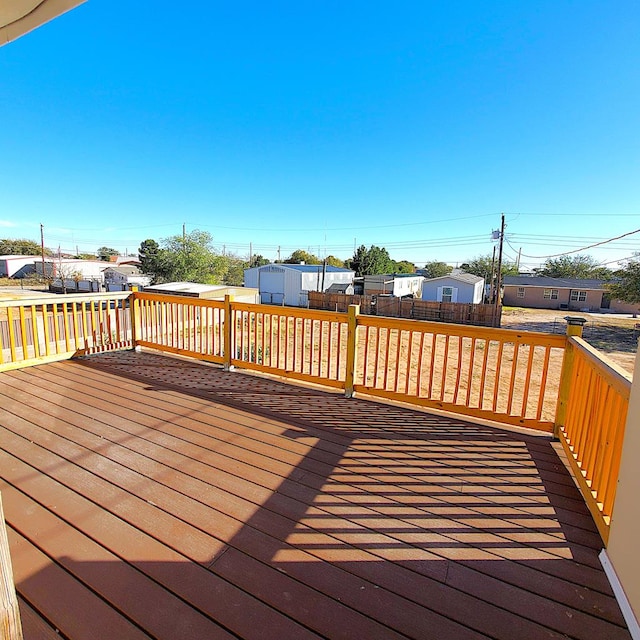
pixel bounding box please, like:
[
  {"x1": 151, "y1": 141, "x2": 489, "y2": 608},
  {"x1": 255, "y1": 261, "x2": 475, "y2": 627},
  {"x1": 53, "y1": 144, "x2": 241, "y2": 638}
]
[{"x1": 1, "y1": 1, "x2": 638, "y2": 269}]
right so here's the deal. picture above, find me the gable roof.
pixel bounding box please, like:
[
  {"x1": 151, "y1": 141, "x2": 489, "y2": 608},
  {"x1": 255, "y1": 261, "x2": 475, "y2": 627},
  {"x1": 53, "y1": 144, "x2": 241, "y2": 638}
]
[
  {"x1": 503, "y1": 276, "x2": 607, "y2": 290},
  {"x1": 102, "y1": 265, "x2": 142, "y2": 276},
  {"x1": 425, "y1": 273, "x2": 484, "y2": 285}
]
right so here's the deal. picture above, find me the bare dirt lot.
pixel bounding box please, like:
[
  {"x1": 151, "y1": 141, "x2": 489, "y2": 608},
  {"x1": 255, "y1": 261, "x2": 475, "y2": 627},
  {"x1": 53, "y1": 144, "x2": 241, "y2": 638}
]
[{"x1": 500, "y1": 307, "x2": 638, "y2": 375}]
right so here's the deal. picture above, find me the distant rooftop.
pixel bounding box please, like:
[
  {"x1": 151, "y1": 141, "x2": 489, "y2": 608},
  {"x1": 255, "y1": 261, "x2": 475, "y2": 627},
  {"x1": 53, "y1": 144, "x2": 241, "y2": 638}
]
[
  {"x1": 254, "y1": 263, "x2": 354, "y2": 273},
  {"x1": 503, "y1": 276, "x2": 607, "y2": 289}
]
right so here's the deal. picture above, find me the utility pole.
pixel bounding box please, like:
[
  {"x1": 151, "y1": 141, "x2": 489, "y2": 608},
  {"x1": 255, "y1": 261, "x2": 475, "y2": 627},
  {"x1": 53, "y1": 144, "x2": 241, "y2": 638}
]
[
  {"x1": 40, "y1": 223, "x2": 46, "y2": 281},
  {"x1": 249, "y1": 242, "x2": 253, "y2": 266},
  {"x1": 495, "y1": 213, "x2": 506, "y2": 306},
  {"x1": 277, "y1": 246, "x2": 281, "y2": 262},
  {"x1": 489, "y1": 245, "x2": 497, "y2": 303},
  {"x1": 516, "y1": 247, "x2": 522, "y2": 271}
]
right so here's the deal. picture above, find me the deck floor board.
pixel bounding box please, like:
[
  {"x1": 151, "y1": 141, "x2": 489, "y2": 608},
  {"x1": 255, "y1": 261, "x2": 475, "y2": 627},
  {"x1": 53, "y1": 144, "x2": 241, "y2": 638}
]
[{"x1": 0, "y1": 351, "x2": 632, "y2": 640}]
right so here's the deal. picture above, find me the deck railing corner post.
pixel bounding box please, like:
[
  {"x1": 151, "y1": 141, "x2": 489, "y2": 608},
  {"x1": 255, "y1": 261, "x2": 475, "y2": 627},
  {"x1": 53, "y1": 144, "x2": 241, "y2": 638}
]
[
  {"x1": 223, "y1": 295, "x2": 234, "y2": 371},
  {"x1": 554, "y1": 318, "x2": 584, "y2": 437},
  {"x1": 130, "y1": 290, "x2": 141, "y2": 348},
  {"x1": 345, "y1": 304, "x2": 360, "y2": 398}
]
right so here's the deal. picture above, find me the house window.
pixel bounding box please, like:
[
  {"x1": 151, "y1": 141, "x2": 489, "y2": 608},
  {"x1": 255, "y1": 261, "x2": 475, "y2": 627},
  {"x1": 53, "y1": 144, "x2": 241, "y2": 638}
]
[
  {"x1": 543, "y1": 289, "x2": 559, "y2": 300},
  {"x1": 570, "y1": 290, "x2": 587, "y2": 302},
  {"x1": 517, "y1": 287, "x2": 525, "y2": 298},
  {"x1": 442, "y1": 286, "x2": 454, "y2": 302}
]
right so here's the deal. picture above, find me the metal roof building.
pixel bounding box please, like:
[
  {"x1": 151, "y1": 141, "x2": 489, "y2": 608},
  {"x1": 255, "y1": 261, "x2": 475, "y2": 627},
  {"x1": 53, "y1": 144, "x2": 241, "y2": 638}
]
[{"x1": 244, "y1": 264, "x2": 355, "y2": 306}]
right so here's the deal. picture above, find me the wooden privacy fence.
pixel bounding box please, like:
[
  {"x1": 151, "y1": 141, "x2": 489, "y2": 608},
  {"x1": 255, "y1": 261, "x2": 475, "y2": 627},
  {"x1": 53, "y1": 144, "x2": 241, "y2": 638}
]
[
  {"x1": 0, "y1": 292, "x2": 132, "y2": 371},
  {"x1": 308, "y1": 291, "x2": 501, "y2": 327},
  {"x1": 555, "y1": 335, "x2": 632, "y2": 544}
]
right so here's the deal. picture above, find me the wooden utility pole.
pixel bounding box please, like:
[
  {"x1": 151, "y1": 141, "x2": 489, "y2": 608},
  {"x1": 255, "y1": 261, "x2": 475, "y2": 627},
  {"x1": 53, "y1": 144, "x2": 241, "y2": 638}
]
[
  {"x1": 40, "y1": 223, "x2": 46, "y2": 281},
  {"x1": 495, "y1": 213, "x2": 506, "y2": 306}
]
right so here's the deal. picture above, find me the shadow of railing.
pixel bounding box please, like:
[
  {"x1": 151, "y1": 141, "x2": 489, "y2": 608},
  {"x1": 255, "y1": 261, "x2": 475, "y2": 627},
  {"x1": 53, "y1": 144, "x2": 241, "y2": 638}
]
[{"x1": 1, "y1": 350, "x2": 631, "y2": 639}]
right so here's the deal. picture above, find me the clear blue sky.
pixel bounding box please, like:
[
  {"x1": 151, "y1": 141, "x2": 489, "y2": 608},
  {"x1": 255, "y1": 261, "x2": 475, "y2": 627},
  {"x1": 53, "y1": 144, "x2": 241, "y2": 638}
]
[{"x1": 1, "y1": 1, "x2": 638, "y2": 269}]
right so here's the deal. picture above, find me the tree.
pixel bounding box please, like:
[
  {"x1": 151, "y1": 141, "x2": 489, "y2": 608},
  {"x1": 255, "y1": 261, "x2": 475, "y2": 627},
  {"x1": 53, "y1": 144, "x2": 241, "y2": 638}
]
[
  {"x1": 325, "y1": 255, "x2": 344, "y2": 268},
  {"x1": 0, "y1": 238, "x2": 49, "y2": 256},
  {"x1": 536, "y1": 254, "x2": 613, "y2": 280},
  {"x1": 346, "y1": 245, "x2": 395, "y2": 276},
  {"x1": 607, "y1": 254, "x2": 640, "y2": 304},
  {"x1": 461, "y1": 254, "x2": 518, "y2": 280},
  {"x1": 138, "y1": 230, "x2": 227, "y2": 284},
  {"x1": 284, "y1": 249, "x2": 321, "y2": 265},
  {"x1": 248, "y1": 254, "x2": 270, "y2": 268},
  {"x1": 138, "y1": 239, "x2": 161, "y2": 275},
  {"x1": 392, "y1": 260, "x2": 416, "y2": 274},
  {"x1": 97, "y1": 246, "x2": 119, "y2": 261},
  {"x1": 421, "y1": 261, "x2": 453, "y2": 279}
]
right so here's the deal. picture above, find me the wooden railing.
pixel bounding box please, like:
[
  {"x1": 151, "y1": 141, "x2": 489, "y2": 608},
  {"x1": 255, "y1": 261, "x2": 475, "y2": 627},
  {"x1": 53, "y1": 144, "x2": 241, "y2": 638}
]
[
  {"x1": 1, "y1": 292, "x2": 631, "y2": 541},
  {"x1": 134, "y1": 291, "x2": 226, "y2": 365},
  {"x1": 230, "y1": 302, "x2": 348, "y2": 389},
  {"x1": 352, "y1": 312, "x2": 566, "y2": 431},
  {"x1": 0, "y1": 292, "x2": 132, "y2": 371},
  {"x1": 555, "y1": 336, "x2": 632, "y2": 544}
]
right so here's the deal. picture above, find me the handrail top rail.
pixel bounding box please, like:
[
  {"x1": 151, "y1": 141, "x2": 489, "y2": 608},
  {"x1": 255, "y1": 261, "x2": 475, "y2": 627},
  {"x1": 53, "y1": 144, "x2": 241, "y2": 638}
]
[
  {"x1": 231, "y1": 301, "x2": 346, "y2": 324},
  {"x1": 134, "y1": 291, "x2": 226, "y2": 308},
  {"x1": 0, "y1": 291, "x2": 131, "y2": 308},
  {"x1": 358, "y1": 313, "x2": 568, "y2": 346},
  {"x1": 569, "y1": 335, "x2": 633, "y2": 398}
]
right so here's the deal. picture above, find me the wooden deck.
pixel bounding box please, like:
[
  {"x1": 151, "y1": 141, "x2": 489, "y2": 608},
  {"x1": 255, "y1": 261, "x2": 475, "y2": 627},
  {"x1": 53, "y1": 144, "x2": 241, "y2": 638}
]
[{"x1": 0, "y1": 350, "x2": 631, "y2": 640}]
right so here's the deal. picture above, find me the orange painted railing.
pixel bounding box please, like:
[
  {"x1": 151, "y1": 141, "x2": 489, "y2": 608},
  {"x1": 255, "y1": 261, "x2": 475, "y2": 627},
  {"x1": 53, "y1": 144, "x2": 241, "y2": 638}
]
[
  {"x1": 230, "y1": 302, "x2": 348, "y2": 388},
  {"x1": 0, "y1": 292, "x2": 132, "y2": 371},
  {"x1": 353, "y1": 313, "x2": 566, "y2": 431},
  {"x1": 555, "y1": 336, "x2": 632, "y2": 543},
  {"x1": 134, "y1": 291, "x2": 226, "y2": 364},
  {"x1": 1, "y1": 292, "x2": 631, "y2": 541}
]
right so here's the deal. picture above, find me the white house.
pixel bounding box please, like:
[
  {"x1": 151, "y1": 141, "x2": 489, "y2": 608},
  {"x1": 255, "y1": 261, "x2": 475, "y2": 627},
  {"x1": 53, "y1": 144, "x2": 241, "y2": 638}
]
[
  {"x1": 244, "y1": 264, "x2": 355, "y2": 307},
  {"x1": 0, "y1": 255, "x2": 38, "y2": 278},
  {"x1": 36, "y1": 258, "x2": 109, "y2": 281},
  {"x1": 102, "y1": 266, "x2": 151, "y2": 289},
  {"x1": 363, "y1": 274, "x2": 425, "y2": 298},
  {"x1": 422, "y1": 274, "x2": 485, "y2": 304}
]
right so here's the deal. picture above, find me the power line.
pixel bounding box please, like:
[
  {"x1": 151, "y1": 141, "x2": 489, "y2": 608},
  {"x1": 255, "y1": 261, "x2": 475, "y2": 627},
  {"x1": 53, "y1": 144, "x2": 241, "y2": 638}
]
[{"x1": 515, "y1": 228, "x2": 640, "y2": 259}]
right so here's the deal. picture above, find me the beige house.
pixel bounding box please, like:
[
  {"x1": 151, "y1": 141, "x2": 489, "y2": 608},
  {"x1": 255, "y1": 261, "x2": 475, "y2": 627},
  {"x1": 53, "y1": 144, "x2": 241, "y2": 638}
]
[{"x1": 503, "y1": 276, "x2": 608, "y2": 311}]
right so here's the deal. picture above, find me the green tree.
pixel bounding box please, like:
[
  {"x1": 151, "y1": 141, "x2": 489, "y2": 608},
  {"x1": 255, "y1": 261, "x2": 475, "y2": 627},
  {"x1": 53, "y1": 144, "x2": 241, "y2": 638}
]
[
  {"x1": 325, "y1": 255, "x2": 344, "y2": 268},
  {"x1": 392, "y1": 260, "x2": 416, "y2": 274},
  {"x1": 0, "y1": 238, "x2": 49, "y2": 256},
  {"x1": 138, "y1": 239, "x2": 161, "y2": 276},
  {"x1": 607, "y1": 254, "x2": 640, "y2": 304},
  {"x1": 139, "y1": 230, "x2": 227, "y2": 284},
  {"x1": 97, "y1": 246, "x2": 119, "y2": 261},
  {"x1": 346, "y1": 245, "x2": 395, "y2": 276},
  {"x1": 248, "y1": 254, "x2": 270, "y2": 268},
  {"x1": 461, "y1": 254, "x2": 518, "y2": 280},
  {"x1": 536, "y1": 254, "x2": 613, "y2": 280},
  {"x1": 421, "y1": 261, "x2": 453, "y2": 279},
  {"x1": 285, "y1": 249, "x2": 321, "y2": 265}
]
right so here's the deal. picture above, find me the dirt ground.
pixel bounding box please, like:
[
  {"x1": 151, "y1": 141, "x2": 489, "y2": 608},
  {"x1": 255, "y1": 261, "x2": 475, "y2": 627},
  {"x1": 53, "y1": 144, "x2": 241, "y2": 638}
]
[{"x1": 500, "y1": 307, "x2": 638, "y2": 375}]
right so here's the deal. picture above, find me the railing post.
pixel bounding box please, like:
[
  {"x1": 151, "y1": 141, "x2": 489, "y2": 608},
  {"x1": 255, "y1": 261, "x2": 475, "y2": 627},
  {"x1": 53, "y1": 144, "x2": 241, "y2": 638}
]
[
  {"x1": 345, "y1": 304, "x2": 360, "y2": 398},
  {"x1": 555, "y1": 316, "x2": 586, "y2": 437},
  {"x1": 130, "y1": 290, "x2": 141, "y2": 350},
  {"x1": 223, "y1": 295, "x2": 234, "y2": 371},
  {"x1": 0, "y1": 492, "x2": 24, "y2": 640}
]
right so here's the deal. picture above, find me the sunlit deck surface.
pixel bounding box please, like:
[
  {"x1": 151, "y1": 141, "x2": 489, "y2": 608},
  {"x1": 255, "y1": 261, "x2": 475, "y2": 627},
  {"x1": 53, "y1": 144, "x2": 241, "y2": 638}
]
[{"x1": 0, "y1": 351, "x2": 631, "y2": 640}]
